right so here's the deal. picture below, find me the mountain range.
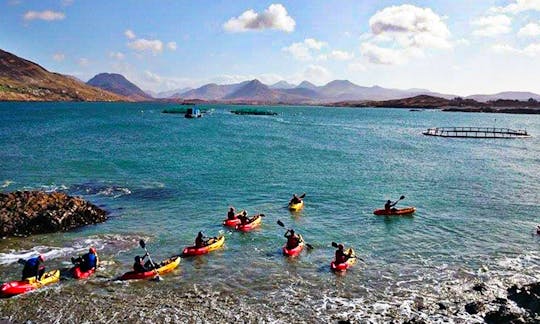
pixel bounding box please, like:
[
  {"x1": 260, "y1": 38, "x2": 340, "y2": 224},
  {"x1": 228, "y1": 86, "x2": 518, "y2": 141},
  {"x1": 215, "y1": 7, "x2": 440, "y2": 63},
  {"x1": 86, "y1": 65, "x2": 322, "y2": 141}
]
[
  {"x1": 0, "y1": 49, "x2": 127, "y2": 101},
  {"x1": 1, "y1": 48, "x2": 540, "y2": 104}
]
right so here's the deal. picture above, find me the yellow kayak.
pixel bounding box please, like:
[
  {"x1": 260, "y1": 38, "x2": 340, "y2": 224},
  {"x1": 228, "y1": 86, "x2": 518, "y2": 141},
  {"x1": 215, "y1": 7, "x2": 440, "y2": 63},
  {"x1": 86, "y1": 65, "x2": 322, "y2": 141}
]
[
  {"x1": 1, "y1": 269, "x2": 60, "y2": 297},
  {"x1": 288, "y1": 200, "x2": 304, "y2": 211},
  {"x1": 119, "y1": 256, "x2": 180, "y2": 280},
  {"x1": 182, "y1": 235, "x2": 225, "y2": 256}
]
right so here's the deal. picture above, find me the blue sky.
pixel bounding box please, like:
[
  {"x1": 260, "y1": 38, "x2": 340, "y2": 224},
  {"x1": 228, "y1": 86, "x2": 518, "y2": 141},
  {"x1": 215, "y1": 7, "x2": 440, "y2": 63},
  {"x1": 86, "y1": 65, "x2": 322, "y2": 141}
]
[{"x1": 2, "y1": 0, "x2": 540, "y2": 95}]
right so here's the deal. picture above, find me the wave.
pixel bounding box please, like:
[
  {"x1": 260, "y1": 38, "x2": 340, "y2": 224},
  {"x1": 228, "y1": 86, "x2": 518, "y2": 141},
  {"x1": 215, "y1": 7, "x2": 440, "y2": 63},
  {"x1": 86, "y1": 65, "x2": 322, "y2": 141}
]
[{"x1": 1, "y1": 180, "x2": 13, "y2": 188}]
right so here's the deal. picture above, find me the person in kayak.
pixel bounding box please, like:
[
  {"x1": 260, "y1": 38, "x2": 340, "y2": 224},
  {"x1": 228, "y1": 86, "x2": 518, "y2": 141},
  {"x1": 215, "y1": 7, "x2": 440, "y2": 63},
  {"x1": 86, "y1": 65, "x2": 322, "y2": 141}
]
[
  {"x1": 195, "y1": 231, "x2": 209, "y2": 248},
  {"x1": 289, "y1": 194, "x2": 302, "y2": 205},
  {"x1": 238, "y1": 210, "x2": 250, "y2": 225},
  {"x1": 537, "y1": 225, "x2": 540, "y2": 235},
  {"x1": 21, "y1": 254, "x2": 45, "y2": 280},
  {"x1": 71, "y1": 247, "x2": 98, "y2": 272},
  {"x1": 133, "y1": 254, "x2": 156, "y2": 272},
  {"x1": 334, "y1": 244, "x2": 353, "y2": 265},
  {"x1": 384, "y1": 199, "x2": 398, "y2": 212},
  {"x1": 284, "y1": 229, "x2": 301, "y2": 249},
  {"x1": 227, "y1": 207, "x2": 236, "y2": 220}
]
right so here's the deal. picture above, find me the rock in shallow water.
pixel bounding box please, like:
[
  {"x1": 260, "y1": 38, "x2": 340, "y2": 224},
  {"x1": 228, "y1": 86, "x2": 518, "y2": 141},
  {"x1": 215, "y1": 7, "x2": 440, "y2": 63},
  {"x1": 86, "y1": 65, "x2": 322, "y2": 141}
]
[{"x1": 0, "y1": 190, "x2": 107, "y2": 237}]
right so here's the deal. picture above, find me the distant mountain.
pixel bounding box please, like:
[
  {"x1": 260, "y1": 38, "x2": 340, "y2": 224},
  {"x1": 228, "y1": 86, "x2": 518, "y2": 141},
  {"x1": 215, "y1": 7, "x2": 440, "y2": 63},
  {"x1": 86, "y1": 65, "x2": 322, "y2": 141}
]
[
  {"x1": 224, "y1": 79, "x2": 279, "y2": 101},
  {"x1": 87, "y1": 73, "x2": 150, "y2": 101},
  {"x1": 466, "y1": 91, "x2": 540, "y2": 102},
  {"x1": 147, "y1": 87, "x2": 192, "y2": 98},
  {"x1": 180, "y1": 81, "x2": 250, "y2": 100},
  {"x1": 270, "y1": 80, "x2": 295, "y2": 89},
  {"x1": 0, "y1": 49, "x2": 128, "y2": 102},
  {"x1": 296, "y1": 80, "x2": 318, "y2": 91}
]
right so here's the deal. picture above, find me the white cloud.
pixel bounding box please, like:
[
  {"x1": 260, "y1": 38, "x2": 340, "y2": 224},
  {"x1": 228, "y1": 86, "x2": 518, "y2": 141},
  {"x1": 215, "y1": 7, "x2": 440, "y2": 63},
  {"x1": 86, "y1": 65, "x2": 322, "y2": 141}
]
[
  {"x1": 348, "y1": 62, "x2": 367, "y2": 72},
  {"x1": 518, "y1": 22, "x2": 540, "y2": 37},
  {"x1": 302, "y1": 65, "x2": 332, "y2": 84},
  {"x1": 23, "y1": 10, "x2": 65, "y2": 21},
  {"x1": 109, "y1": 52, "x2": 125, "y2": 60},
  {"x1": 361, "y1": 4, "x2": 452, "y2": 65},
  {"x1": 282, "y1": 38, "x2": 327, "y2": 60},
  {"x1": 78, "y1": 58, "x2": 89, "y2": 66},
  {"x1": 471, "y1": 15, "x2": 512, "y2": 37},
  {"x1": 128, "y1": 38, "x2": 163, "y2": 54},
  {"x1": 492, "y1": 42, "x2": 540, "y2": 56},
  {"x1": 144, "y1": 70, "x2": 162, "y2": 83},
  {"x1": 490, "y1": 0, "x2": 540, "y2": 14},
  {"x1": 223, "y1": 3, "x2": 295, "y2": 33},
  {"x1": 125, "y1": 29, "x2": 136, "y2": 40},
  {"x1": 53, "y1": 53, "x2": 65, "y2": 62},
  {"x1": 167, "y1": 41, "x2": 177, "y2": 51},
  {"x1": 369, "y1": 4, "x2": 451, "y2": 49},
  {"x1": 327, "y1": 50, "x2": 355, "y2": 61}
]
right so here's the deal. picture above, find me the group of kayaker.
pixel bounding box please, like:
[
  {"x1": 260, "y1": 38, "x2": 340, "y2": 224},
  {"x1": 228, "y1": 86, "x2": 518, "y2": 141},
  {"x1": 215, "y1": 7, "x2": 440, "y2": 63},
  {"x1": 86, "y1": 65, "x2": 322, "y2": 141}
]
[{"x1": 19, "y1": 247, "x2": 98, "y2": 282}]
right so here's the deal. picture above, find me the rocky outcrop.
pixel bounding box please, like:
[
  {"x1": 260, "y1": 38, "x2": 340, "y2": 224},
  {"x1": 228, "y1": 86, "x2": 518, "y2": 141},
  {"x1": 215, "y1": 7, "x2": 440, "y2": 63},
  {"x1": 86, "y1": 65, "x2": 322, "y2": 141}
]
[{"x1": 0, "y1": 191, "x2": 107, "y2": 237}]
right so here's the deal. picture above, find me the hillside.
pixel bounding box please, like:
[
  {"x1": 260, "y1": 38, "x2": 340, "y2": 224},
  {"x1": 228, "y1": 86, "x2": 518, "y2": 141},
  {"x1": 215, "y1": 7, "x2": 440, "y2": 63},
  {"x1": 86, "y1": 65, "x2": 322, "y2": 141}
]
[
  {"x1": 87, "y1": 73, "x2": 151, "y2": 101},
  {"x1": 0, "y1": 49, "x2": 128, "y2": 102}
]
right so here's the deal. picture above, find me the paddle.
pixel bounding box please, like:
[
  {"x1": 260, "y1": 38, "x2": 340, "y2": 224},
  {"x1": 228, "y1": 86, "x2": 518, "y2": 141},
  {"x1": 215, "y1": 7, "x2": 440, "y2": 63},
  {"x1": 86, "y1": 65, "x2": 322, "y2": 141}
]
[
  {"x1": 331, "y1": 241, "x2": 364, "y2": 262},
  {"x1": 277, "y1": 220, "x2": 313, "y2": 249},
  {"x1": 139, "y1": 239, "x2": 162, "y2": 282},
  {"x1": 393, "y1": 195, "x2": 405, "y2": 206}
]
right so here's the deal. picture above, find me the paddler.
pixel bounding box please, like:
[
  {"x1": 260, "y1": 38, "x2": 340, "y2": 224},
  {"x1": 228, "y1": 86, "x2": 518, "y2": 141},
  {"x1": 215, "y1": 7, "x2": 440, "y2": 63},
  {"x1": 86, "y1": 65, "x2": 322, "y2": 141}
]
[
  {"x1": 284, "y1": 229, "x2": 301, "y2": 249},
  {"x1": 21, "y1": 254, "x2": 45, "y2": 280},
  {"x1": 384, "y1": 199, "x2": 398, "y2": 212},
  {"x1": 334, "y1": 244, "x2": 353, "y2": 265},
  {"x1": 238, "y1": 210, "x2": 250, "y2": 225},
  {"x1": 227, "y1": 207, "x2": 236, "y2": 220},
  {"x1": 195, "y1": 231, "x2": 209, "y2": 248},
  {"x1": 289, "y1": 194, "x2": 302, "y2": 205},
  {"x1": 133, "y1": 253, "x2": 156, "y2": 272},
  {"x1": 71, "y1": 247, "x2": 98, "y2": 272}
]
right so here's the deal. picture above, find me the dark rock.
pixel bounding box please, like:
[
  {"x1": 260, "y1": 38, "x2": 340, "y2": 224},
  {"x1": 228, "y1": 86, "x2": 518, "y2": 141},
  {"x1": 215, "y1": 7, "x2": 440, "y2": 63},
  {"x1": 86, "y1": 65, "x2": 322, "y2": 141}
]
[
  {"x1": 484, "y1": 306, "x2": 525, "y2": 324},
  {"x1": 414, "y1": 297, "x2": 425, "y2": 311},
  {"x1": 403, "y1": 317, "x2": 427, "y2": 324},
  {"x1": 465, "y1": 301, "x2": 485, "y2": 315},
  {"x1": 337, "y1": 320, "x2": 351, "y2": 324},
  {"x1": 472, "y1": 282, "x2": 487, "y2": 294},
  {"x1": 494, "y1": 297, "x2": 508, "y2": 305},
  {"x1": 507, "y1": 282, "x2": 540, "y2": 316},
  {"x1": 0, "y1": 191, "x2": 107, "y2": 237},
  {"x1": 437, "y1": 302, "x2": 447, "y2": 310}
]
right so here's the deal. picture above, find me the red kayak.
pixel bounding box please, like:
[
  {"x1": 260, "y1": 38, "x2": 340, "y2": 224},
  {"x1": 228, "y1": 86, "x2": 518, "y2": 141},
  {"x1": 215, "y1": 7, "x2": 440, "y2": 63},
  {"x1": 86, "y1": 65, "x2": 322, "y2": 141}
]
[
  {"x1": 373, "y1": 207, "x2": 416, "y2": 216},
  {"x1": 282, "y1": 235, "x2": 305, "y2": 257},
  {"x1": 236, "y1": 214, "x2": 262, "y2": 232},
  {"x1": 119, "y1": 256, "x2": 180, "y2": 280},
  {"x1": 223, "y1": 218, "x2": 241, "y2": 227},
  {"x1": 72, "y1": 266, "x2": 95, "y2": 279},
  {"x1": 182, "y1": 235, "x2": 225, "y2": 256},
  {"x1": 0, "y1": 270, "x2": 60, "y2": 297},
  {"x1": 330, "y1": 248, "x2": 357, "y2": 273}
]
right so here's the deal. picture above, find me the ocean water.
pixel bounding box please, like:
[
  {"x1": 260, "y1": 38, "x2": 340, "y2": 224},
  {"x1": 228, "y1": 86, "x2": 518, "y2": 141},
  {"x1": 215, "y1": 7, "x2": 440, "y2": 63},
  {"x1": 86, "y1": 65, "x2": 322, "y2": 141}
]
[{"x1": 0, "y1": 102, "x2": 539, "y2": 321}]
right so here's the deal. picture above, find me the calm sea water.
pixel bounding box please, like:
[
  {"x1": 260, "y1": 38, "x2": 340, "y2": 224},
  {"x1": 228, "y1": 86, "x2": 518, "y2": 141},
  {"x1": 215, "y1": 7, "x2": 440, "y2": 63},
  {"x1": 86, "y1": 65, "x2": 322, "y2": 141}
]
[{"x1": 1, "y1": 102, "x2": 539, "y2": 320}]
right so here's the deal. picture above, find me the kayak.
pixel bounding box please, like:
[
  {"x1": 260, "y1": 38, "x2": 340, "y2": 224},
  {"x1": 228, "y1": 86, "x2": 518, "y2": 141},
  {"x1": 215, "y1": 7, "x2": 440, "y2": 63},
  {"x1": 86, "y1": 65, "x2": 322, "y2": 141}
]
[
  {"x1": 222, "y1": 210, "x2": 245, "y2": 227},
  {"x1": 373, "y1": 207, "x2": 416, "y2": 216},
  {"x1": 71, "y1": 266, "x2": 95, "y2": 279},
  {"x1": 223, "y1": 218, "x2": 241, "y2": 227},
  {"x1": 236, "y1": 214, "x2": 262, "y2": 232},
  {"x1": 119, "y1": 256, "x2": 180, "y2": 280},
  {"x1": 330, "y1": 248, "x2": 357, "y2": 272},
  {"x1": 0, "y1": 269, "x2": 60, "y2": 297},
  {"x1": 288, "y1": 200, "x2": 304, "y2": 211},
  {"x1": 182, "y1": 235, "x2": 225, "y2": 256},
  {"x1": 282, "y1": 235, "x2": 305, "y2": 257}
]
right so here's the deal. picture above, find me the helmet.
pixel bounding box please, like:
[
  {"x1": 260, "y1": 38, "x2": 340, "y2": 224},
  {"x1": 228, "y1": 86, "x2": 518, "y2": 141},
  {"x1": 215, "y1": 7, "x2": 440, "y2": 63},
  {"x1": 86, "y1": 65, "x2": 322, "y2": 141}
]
[
  {"x1": 338, "y1": 244, "x2": 344, "y2": 250},
  {"x1": 38, "y1": 254, "x2": 45, "y2": 262},
  {"x1": 89, "y1": 247, "x2": 97, "y2": 254}
]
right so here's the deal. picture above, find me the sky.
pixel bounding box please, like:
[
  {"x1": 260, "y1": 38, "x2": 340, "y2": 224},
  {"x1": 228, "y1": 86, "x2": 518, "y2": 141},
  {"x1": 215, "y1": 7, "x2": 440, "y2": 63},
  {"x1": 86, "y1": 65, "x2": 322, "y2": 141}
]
[{"x1": 2, "y1": 0, "x2": 540, "y2": 96}]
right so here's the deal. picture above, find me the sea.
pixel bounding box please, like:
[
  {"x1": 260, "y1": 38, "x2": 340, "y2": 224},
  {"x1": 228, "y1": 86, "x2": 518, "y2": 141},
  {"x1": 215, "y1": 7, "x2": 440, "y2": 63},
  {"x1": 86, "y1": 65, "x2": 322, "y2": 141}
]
[{"x1": 0, "y1": 102, "x2": 539, "y2": 322}]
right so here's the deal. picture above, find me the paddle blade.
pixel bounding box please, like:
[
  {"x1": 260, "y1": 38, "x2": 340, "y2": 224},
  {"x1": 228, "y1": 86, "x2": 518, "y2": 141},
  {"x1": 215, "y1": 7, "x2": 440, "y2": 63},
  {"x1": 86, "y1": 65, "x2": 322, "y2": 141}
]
[
  {"x1": 300, "y1": 193, "x2": 306, "y2": 199},
  {"x1": 399, "y1": 195, "x2": 405, "y2": 200},
  {"x1": 305, "y1": 243, "x2": 314, "y2": 250},
  {"x1": 151, "y1": 275, "x2": 163, "y2": 282},
  {"x1": 331, "y1": 242, "x2": 338, "y2": 248},
  {"x1": 259, "y1": 213, "x2": 266, "y2": 217},
  {"x1": 17, "y1": 258, "x2": 26, "y2": 265},
  {"x1": 277, "y1": 220, "x2": 285, "y2": 227},
  {"x1": 139, "y1": 239, "x2": 146, "y2": 249}
]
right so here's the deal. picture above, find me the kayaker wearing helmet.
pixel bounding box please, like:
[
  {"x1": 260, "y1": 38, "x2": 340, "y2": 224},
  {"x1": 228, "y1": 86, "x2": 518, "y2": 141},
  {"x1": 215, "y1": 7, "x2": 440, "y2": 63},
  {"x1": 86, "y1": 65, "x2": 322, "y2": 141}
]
[
  {"x1": 21, "y1": 254, "x2": 45, "y2": 280},
  {"x1": 334, "y1": 244, "x2": 352, "y2": 265},
  {"x1": 133, "y1": 253, "x2": 155, "y2": 273},
  {"x1": 238, "y1": 210, "x2": 250, "y2": 225},
  {"x1": 284, "y1": 229, "x2": 301, "y2": 249},
  {"x1": 289, "y1": 194, "x2": 302, "y2": 205},
  {"x1": 71, "y1": 247, "x2": 98, "y2": 272}
]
